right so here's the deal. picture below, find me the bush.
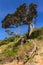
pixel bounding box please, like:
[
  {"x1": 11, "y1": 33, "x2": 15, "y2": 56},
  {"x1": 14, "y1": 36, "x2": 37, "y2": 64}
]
[
  {"x1": 0, "y1": 36, "x2": 16, "y2": 46},
  {"x1": 7, "y1": 36, "x2": 15, "y2": 42}
]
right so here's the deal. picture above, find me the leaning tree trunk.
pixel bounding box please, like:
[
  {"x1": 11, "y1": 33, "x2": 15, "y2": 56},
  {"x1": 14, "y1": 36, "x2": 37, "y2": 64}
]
[
  {"x1": 28, "y1": 23, "x2": 33, "y2": 38},
  {"x1": 28, "y1": 24, "x2": 30, "y2": 38},
  {"x1": 27, "y1": 17, "x2": 36, "y2": 38}
]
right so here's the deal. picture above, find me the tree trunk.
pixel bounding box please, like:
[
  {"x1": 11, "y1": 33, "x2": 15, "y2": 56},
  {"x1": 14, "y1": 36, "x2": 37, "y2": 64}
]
[
  {"x1": 28, "y1": 24, "x2": 33, "y2": 38},
  {"x1": 28, "y1": 24, "x2": 30, "y2": 38},
  {"x1": 27, "y1": 18, "x2": 36, "y2": 38}
]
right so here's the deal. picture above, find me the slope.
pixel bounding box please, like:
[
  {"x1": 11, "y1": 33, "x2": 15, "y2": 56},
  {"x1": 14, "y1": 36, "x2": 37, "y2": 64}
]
[{"x1": 0, "y1": 27, "x2": 43, "y2": 65}]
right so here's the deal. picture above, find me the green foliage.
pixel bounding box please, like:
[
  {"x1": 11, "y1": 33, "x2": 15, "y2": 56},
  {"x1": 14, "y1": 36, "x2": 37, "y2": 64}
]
[
  {"x1": 7, "y1": 36, "x2": 15, "y2": 42},
  {"x1": 0, "y1": 27, "x2": 43, "y2": 64},
  {"x1": 31, "y1": 27, "x2": 43, "y2": 39},
  {"x1": 2, "y1": 3, "x2": 37, "y2": 38},
  {"x1": 4, "y1": 47, "x2": 18, "y2": 56},
  {"x1": 2, "y1": 3, "x2": 37, "y2": 28},
  {"x1": 0, "y1": 40, "x2": 8, "y2": 46},
  {"x1": 0, "y1": 36, "x2": 20, "y2": 46}
]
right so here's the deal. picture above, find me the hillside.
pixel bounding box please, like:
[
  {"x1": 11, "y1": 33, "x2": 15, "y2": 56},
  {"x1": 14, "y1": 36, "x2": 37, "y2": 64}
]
[{"x1": 0, "y1": 27, "x2": 43, "y2": 65}]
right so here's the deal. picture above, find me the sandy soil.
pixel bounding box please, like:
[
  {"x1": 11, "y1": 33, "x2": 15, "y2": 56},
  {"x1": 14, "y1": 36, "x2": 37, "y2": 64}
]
[{"x1": 0, "y1": 40, "x2": 43, "y2": 65}]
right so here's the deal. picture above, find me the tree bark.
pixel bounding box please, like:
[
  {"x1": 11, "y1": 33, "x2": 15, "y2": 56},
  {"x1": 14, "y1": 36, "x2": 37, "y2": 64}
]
[
  {"x1": 28, "y1": 24, "x2": 30, "y2": 38},
  {"x1": 28, "y1": 23, "x2": 33, "y2": 38}
]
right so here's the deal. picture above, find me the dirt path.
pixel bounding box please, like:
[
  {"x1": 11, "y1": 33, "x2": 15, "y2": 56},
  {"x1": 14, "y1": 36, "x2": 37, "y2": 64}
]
[
  {"x1": 0, "y1": 60, "x2": 23, "y2": 65},
  {"x1": 23, "y1": 39, "x2": 43, "y2": 65},
  {"x1": 30, "y1": 39, "x2": 43, "y2": 65}
]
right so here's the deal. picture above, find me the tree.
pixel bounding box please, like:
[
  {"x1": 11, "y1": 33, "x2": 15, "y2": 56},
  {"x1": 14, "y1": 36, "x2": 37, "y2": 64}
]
[{"x1": 2, "y1": 3, "x2": 37, "y2": 37}]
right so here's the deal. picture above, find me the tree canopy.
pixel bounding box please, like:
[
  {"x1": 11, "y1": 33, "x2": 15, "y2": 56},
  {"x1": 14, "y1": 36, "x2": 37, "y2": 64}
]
[
  {"x1": 2, "y1": 3, "x2": 37, "y2": 36},
  {"x1": 2, "y1": 3, "x2": 37, "y2": 28}
]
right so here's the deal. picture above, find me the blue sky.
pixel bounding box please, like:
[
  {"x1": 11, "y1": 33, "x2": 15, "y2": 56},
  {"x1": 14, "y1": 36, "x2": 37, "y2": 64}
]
[{"x1": 0, "y1": 0, "x2": 43, "y2": 40}]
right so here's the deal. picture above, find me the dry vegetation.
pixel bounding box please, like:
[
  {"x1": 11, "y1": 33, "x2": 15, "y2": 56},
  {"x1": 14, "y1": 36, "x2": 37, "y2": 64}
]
[{"x1": 0, "y1": 27, "x2": 43, "y2": 65}]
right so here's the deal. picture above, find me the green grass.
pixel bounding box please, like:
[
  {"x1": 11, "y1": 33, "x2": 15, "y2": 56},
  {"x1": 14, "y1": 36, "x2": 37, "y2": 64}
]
[
  {"x1": 0, "y1": 27, "x2": 43, "y2": 63},
  {"x1": 31, "y1": 27, "x2": 43, "y2": 39},
  {"x1": 0, "y1": 36, "x2": 20, "y2": 46},
  {"x1": 0, "y1": 37, "x2": 33, "y2": 63},
  {"x1": 1, "y1": 37, "x2": 21, "y2": 56},
  {"x1": 4, "y1": 47, "x2": 19, "y2": 56}
]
